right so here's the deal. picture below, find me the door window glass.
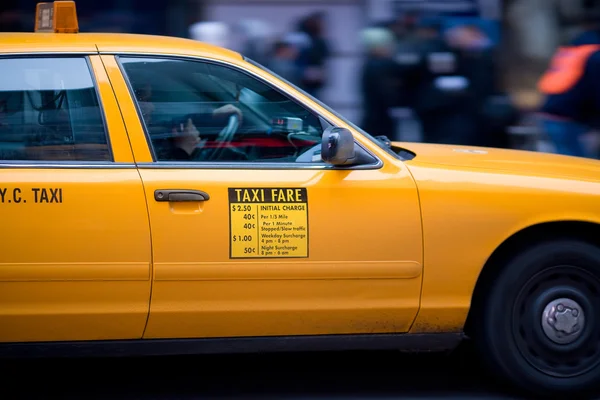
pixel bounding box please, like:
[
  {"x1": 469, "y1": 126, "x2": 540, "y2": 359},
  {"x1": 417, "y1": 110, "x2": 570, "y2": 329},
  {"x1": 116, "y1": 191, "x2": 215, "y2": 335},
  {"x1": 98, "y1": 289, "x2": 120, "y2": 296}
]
[
  {"x1": 0, "y1": 57, "x2": 111, "y2": 162},
  {"x1": 119, "y1": 57, "x2": 325, "y2": 163}
]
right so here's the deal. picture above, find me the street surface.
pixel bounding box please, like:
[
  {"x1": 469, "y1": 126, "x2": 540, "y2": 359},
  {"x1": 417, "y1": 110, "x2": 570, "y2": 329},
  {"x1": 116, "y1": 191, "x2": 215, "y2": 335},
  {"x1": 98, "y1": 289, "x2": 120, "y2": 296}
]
[
  {"x1": 0, "y1": 341, "x2": 544, "y2": 400},
  {"x1": 3, "y1": 342, "x2": 598, "y2": 399}
]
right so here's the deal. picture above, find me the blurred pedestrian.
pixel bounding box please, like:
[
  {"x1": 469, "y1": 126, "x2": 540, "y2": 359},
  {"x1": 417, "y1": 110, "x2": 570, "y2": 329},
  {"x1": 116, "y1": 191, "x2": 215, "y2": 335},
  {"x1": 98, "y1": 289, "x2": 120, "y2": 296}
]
[
  {"x1": 295, "y1": 12, "x2": 330, "y2": 98},
  {"x1": 267, "y1": 39, "x2": 301, "y2": 85},
  {"x1": 448, "y1": 24, "x2": 517, "y2": 148},
  {"x1": 359, "y1": 27, "x2": 401, "y2": 139},
  {"x1": 410, "y1": 21, "x2": 480, "y2": 146},
  {"x1": 537, "y1": 1, "x2": 600, "y2": 158},
  {"x1": 389, "y1": 12, "x2": 424, "y2": 110}
]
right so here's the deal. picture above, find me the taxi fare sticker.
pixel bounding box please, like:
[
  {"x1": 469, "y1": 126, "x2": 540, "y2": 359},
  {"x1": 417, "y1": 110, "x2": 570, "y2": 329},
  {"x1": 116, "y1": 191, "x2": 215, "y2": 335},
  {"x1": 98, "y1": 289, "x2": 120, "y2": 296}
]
[{"x1": 228, "y1": 187, "x2": 308, "y2": 259}]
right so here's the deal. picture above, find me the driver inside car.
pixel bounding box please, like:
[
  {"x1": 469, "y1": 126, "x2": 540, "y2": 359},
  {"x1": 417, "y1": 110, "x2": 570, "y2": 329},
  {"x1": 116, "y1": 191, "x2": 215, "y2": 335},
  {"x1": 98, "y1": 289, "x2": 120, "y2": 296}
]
[
  {"x1": 171, "y1": 117, "x2": 202, "y2": 160},
  {"x1": 135, "y1": 82, "x2": 243, "y2": 161}
]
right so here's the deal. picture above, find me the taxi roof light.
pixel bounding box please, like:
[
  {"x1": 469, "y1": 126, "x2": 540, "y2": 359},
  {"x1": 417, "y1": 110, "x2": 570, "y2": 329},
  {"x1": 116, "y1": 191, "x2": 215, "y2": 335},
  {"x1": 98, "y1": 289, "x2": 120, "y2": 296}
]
[{"x1": 35, "y1": 1, "x2": 79, "y2": 34}]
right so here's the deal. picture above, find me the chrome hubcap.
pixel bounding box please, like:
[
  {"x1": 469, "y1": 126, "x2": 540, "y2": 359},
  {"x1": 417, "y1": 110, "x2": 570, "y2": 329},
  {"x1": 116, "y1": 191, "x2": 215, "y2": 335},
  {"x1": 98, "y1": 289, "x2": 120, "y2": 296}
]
[{"x1": 541, "y1": 298, "x2": 585, "y2": 344}]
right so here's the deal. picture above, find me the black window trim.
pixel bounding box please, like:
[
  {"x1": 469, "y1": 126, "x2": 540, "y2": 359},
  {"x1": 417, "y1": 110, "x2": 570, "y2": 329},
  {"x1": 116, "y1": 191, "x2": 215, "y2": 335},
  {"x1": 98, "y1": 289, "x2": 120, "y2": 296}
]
[
  {"x1": 114, "y1": 53, "x2": 383, "y2": 171},
  {"x1": 0, "y1": 53, "x2": 118, "y2": 168}
]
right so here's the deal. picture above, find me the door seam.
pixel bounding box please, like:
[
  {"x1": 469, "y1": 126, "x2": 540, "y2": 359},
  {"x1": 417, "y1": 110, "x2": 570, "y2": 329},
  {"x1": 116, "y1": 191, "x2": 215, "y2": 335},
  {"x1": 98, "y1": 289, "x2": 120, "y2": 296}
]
[{"x1": 96, "y1": 46, "x2": 155, "y2": 338}]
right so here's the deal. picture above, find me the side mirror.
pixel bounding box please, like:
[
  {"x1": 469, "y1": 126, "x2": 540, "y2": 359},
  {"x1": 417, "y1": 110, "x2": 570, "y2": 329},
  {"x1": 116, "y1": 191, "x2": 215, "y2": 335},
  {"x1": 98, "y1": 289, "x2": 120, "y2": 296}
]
[{"x1": 321, "y1": 126, "x2": 356, "y2": 165}]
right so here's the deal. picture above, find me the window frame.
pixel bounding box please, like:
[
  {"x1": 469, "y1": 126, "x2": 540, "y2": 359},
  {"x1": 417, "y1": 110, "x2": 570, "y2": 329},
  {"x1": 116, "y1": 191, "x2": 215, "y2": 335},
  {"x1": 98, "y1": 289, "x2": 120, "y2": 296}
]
[
  {"x1": 115, "y1": 54, "x2": 383, "y2": 171},
  {"x1": 0, "y1": 53, "x2": 116, "y2": 168}
]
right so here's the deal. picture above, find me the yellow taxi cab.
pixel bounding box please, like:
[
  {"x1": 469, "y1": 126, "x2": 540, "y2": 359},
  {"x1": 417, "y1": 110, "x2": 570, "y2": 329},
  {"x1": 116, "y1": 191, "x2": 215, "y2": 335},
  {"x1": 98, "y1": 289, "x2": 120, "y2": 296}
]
[{"x1": 1, "y1": 1, "x2": 600, "y2": 397}]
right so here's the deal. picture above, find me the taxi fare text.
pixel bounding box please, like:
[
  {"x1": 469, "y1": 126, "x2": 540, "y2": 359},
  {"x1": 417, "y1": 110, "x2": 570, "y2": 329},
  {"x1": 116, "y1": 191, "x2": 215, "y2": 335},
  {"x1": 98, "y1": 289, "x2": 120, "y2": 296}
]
[{"x1": 229, "y1": 188, "x2": 306, "y2": 203}]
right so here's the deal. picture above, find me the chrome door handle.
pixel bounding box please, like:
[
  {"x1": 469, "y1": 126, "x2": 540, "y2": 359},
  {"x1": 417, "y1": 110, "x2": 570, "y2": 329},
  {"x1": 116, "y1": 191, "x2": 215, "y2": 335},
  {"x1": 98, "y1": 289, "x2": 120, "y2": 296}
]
[{"x1": 154, "y1": 189, "x2": 210, "y2": 202}]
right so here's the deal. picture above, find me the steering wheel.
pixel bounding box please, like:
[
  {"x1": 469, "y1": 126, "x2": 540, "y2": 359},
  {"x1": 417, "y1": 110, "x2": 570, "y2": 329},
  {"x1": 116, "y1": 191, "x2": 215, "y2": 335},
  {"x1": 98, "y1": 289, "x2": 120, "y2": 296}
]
[{"x1": 208, "y1": 114, "x2": 240, "y2": 161}]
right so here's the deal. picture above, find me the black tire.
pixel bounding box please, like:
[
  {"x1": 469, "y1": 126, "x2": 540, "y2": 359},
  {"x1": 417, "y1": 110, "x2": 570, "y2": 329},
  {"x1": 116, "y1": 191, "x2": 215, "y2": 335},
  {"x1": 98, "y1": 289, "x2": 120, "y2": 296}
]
[{"x1": 474, "y1": 239, "x2": 600, "y2": 398}]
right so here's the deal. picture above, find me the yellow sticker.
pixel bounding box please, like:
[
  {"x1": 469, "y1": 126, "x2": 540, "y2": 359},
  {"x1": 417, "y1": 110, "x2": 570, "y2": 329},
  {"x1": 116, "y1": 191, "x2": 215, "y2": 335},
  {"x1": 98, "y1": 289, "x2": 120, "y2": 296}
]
[{"x1": 228, "y1": 188, "x2": 309, "y2": 258}]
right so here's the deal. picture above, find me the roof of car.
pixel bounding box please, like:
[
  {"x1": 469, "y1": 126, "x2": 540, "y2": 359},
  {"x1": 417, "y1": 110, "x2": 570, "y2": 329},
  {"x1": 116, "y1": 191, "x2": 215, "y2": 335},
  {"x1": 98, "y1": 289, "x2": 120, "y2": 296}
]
[{"x1": 0, "y1": 32, "x2": 243, "y2": 61}]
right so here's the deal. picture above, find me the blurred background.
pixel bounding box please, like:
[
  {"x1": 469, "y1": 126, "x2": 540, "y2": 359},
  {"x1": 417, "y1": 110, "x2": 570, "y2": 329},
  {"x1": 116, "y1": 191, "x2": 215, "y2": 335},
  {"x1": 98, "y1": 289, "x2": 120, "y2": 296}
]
[{"x1": 2, "y1": 0, "x2": 599, "y2": 158}]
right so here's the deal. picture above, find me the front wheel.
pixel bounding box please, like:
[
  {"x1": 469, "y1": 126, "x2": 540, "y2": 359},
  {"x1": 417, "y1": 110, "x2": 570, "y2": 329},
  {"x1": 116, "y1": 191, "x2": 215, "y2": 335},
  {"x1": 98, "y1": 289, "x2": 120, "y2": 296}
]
[{"x1": 474, "y1": 239, "x2": 600, "y2": 397}]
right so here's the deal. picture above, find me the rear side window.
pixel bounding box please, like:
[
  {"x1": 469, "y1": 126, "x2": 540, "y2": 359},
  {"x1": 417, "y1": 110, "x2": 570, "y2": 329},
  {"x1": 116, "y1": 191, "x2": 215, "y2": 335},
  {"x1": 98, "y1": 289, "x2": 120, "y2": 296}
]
[{"x1": 0, "y1": 57, "x2": 111, "y2": 162}]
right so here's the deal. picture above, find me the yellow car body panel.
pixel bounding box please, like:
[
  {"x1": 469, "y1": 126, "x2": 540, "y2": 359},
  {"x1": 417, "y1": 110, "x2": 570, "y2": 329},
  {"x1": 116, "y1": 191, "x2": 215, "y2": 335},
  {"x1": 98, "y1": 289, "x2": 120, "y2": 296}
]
[
  {"x1": 0, "y1": 33, "x2": 242, "y2": 60},
  {"x1": 1, "y1": 32, "x2": 600, "y2": 347},
  {"x1": 0, "y1": 33, "x2": 97, "y2": 54},
  {"x1": 135, "y1": 167, "x2": 423, "y2": 339},
  {"x1": 400, "y1": 142, "x2": 600, "y2": 181},
  {"x1": 398, "y1": 143, "x2": 600, "y2": 333},
  {"x1": 94, "y1": 33, "x2": 243, "y2": 61},
  {"x1": 98, "y1": 55, "x2": 154, "y2": 163},
  {"x1": 0, "y1": 52, "x2": 152, "y2": 342}
]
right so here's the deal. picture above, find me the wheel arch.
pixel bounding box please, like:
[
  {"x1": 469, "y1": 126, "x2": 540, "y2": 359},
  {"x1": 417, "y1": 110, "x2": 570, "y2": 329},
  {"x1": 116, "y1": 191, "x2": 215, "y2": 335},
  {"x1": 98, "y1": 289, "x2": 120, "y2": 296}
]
[{"x1": 464, "y1": 220, "x2": 600, "y2": 337}]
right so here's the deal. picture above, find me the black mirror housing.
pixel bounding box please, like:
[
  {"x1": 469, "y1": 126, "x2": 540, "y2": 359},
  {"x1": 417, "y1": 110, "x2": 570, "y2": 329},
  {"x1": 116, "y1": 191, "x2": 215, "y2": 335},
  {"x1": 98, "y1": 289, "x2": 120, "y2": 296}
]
[{"x1": 321, "y1": 126, "x2": 356, "y2": 165}]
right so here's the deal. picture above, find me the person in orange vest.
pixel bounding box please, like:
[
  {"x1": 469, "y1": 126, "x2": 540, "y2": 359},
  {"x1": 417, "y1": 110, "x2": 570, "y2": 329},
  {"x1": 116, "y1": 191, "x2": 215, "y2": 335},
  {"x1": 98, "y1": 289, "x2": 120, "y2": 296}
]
[{"x1": 537, "y1": 4, "x2": 600, "y2": 158}]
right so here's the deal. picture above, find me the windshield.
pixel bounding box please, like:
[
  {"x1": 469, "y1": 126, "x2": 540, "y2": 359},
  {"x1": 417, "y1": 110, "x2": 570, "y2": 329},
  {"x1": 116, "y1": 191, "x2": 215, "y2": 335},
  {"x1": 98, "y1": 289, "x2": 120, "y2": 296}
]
[{"x1": 244, "y1": 57, "x2": 403, "y2": 159}]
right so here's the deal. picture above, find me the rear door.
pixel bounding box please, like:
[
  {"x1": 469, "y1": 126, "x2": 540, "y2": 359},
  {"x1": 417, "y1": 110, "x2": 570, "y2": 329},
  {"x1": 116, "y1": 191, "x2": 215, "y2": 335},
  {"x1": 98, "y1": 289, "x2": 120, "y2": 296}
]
[{"x1": 0, "y1": 55, "x2": 152, "y2": 343}]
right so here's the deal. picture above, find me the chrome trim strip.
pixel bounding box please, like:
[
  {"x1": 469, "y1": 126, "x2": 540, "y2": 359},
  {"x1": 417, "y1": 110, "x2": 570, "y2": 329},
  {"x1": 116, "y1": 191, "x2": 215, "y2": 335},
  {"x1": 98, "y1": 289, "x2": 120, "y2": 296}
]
[
  {"x1": 0, "y1": 52, "x2": 97, "y2": 57},
  {"x1": 0, "y1": 162, "x2": 136, "y2": 169},
  {"x1": 110, "y1": 53, "x2": 384, "y2": 170},
  {"x1": 99, "y1": 51, "x2": 242, "y2": 60},
  {"x1": 136, "y1": 160, "x2": 381, "y2": 170}
]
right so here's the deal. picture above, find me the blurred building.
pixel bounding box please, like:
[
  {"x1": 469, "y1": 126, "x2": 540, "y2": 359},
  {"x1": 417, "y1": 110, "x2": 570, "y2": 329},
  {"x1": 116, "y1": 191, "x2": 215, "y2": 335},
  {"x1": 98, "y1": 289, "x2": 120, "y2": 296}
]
[{"x1": 0, "y1": 0, "x2": 594, "y2": 120}]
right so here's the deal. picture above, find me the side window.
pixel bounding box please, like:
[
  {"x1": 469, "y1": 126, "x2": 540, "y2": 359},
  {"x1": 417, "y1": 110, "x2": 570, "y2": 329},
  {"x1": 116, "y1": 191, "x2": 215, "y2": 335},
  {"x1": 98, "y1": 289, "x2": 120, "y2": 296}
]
[
  {"x1": 0, "y1": 57, "x2": 111, "y2": 162},
  {"x1": 119, "y1": 57, "x2": 324, "y2": 163}
]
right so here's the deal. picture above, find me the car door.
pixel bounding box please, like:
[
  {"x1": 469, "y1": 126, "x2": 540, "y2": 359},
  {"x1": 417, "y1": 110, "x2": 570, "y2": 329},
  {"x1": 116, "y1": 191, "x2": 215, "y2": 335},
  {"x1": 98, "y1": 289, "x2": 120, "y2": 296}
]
[
  {"x1": 103, "y1": 53, "x2": 423, "y2": 340},
  {"x1": 0, "y1": 55, "x2": 152, "y2": 343}
]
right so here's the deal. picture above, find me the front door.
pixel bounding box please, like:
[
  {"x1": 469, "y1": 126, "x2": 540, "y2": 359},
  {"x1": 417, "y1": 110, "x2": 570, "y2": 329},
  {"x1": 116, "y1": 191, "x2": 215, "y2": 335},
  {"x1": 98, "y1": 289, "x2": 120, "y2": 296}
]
[
  {"x1": 107, "y1": 54, "x2": 423, "y2": 339},
  {"x1": 0, "y1": 55, "x2": 152, "y2": 343}
]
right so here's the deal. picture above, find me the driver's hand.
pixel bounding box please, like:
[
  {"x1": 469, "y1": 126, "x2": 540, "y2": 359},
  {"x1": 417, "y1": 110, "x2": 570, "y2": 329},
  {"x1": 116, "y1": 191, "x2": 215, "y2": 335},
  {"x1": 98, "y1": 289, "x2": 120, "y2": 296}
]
[
  {"x1": 213, "y1": 104, "x2": 243, "y2": 124},
  {"x1": 174, "y1": 118, "x2": 201, "y2": 143}
]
